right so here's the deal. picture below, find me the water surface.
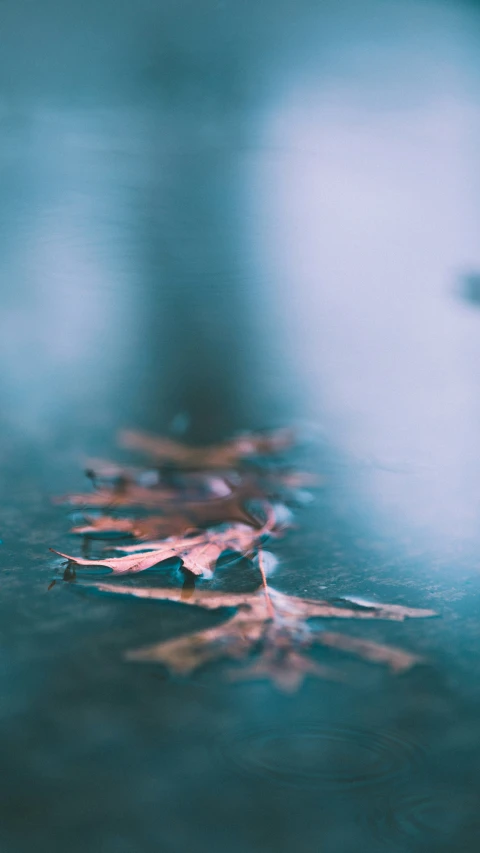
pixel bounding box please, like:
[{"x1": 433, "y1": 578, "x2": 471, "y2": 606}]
[{"x1": 1, "y1": 1, "x2": 480, "y2": 851}]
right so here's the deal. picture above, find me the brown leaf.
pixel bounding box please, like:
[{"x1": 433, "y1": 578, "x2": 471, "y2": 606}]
[
  {"x1": 50, "y1": 545, "x2": 181, "y2": 575},
  {"x1": 92, "y1": 582, "x2": 257, "y2": 610},
  {"x1": 71, "y1": 515, "x2": 193, "y2": 539},
  {"x1": 60, "y1": 477, "x2": 264, "y2": 533},
  {"x1": 180, "y1": 541, "x2": 224, "y2": 577},
  {"x1": 71, "y1": 516, "x2": 141, "y2": 536},
  {"x1": 273, "y1": 471, "x2": 321, "y2": 489},
  {"x1": 58, "y1": 507, "x2": 277, "y2": 578},
  {"x1": 56, "y1": 485, "x2": 178, "y2": 509},
  {"x1": 89, "y1": 580, "x2": 436, "y2": 688},
  {"x1": 179, "y1": 482, "x2": 264, "y2": 528},
  {"x1": 330, "y1": 598, "x2": 437, "y2": 622},
  {"x1": 91, "y1": 582, "x2": 436, "y2": 622},
  {"x1": 339, "y1": 596, "x2": 436, "y2": 622},
  {"x1": 83, "y1": 460, "x2": 238, "y2": 498},
  {"x1": 84, "y1": 458, "x2": 148, "y2": 481},
  {"x1": 119, "y1": 428, "x2": 295, "y2": 469},
  {"x1": 51, "y1": 423, "x2": 434, "y2": 691}
]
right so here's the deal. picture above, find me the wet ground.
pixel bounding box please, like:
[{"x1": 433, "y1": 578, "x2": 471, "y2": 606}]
[{"x1": 1, "y1": 0, "x2": 480, "y2": 850}]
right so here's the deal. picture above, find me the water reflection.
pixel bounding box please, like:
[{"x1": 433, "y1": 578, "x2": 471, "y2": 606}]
[{"x1": 128, "y1": 128, "x2": 295, "y2": 438}]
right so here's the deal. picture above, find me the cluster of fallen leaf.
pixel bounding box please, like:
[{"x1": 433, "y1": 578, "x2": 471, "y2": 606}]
[{"x1": 52, "y1": 428, "x2": 436, "y2": 691}]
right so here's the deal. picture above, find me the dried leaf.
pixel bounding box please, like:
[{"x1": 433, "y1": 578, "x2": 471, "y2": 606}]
[
  {"x1": 51, "y1": 424, "x2": 434, "y2": 691},
  {"x1": 88, "y1": 580, "x2": 436, "y2": 689},
  {"x1": 71, "y1": 516, "x2": 141, "y2": 536},
  {"x1": 90, "y1": 582, "x2": 435, "y2": 622},
  {"x1": 273, "y1": 471, "x2": 321, "y2": 489},
  {"x1": 56, "y1": 485, "x2": 179, "y2": 509},
  {"x1": 84, "y1": 458, "x2": 149, "y2": 481},
  {"x1": 83, "y1": 461, "x2": 235, "y2": 497},
  {"x1": 334, "y1": 598, "x2": 437, "y2": 621},
  {"x1": 50, "y1": 544, "x2": 181, "y2": 575},
  {"x1": 119, "y1": 428, "x2": 294, "y2": 469},
  {"x1": 60, "y1": 478, "x2": 263, "y2": 534},
  {"x1": 91, "y1": 583, "x2": 258, "y2": 610},
  {"x1": 71, "y1": 515, "x2": 194, "y2": 539},
  {"x1": 117, "y1": 521, "x2": 273, "y2": 558},
  {"x1": 52, "y1": 511, "x2": 276, "y2": 578},
  {"x1": 179, "y1": 541, "x2": 224, "y2": 577}
]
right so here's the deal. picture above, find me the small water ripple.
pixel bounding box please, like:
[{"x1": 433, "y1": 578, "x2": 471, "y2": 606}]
[
  {"x1": 365, "y1": 792, "x2": 480, "y2": 848},
  {"x1": 218, "y1": 723, "x2": 424, "y2": 790}
]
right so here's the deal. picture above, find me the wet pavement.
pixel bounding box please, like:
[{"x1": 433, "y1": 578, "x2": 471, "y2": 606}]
[{"x1": 1, "y1": 1, "x2": 480, "y2": 850}]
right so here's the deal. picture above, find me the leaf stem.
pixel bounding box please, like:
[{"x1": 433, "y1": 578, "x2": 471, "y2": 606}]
[{"x1": 257, "y1": 547, "x2": 275, "y2": 620}]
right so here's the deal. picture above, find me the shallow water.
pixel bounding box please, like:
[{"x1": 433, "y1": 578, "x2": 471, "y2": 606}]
[{"x1": 1, "y1": 1, "x2": 480, "y2": 851}]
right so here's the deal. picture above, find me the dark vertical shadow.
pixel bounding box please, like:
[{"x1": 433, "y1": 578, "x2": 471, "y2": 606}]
[
  {"x1": 123, "y1": 87, "x2": 296, "y2": 440},
  {"x1": 129, "y1": 139, "x2": 265, "y2": 440}
]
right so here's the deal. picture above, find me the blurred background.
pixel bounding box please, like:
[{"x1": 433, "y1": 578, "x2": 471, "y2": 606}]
[{"x1": 1, "y1": 1, "x2": 480, "y2": 851}]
